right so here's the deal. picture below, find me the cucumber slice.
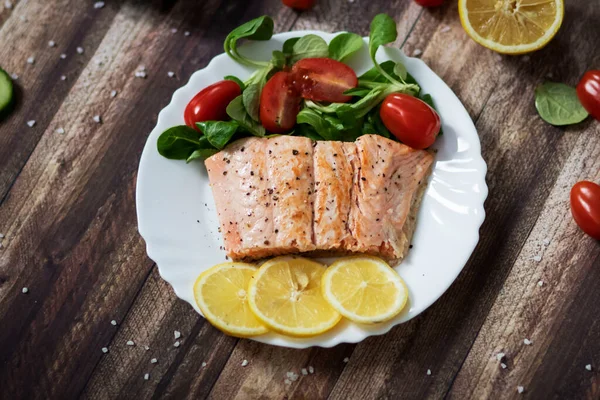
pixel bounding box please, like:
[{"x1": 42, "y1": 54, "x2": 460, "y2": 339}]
[{"x1": 0, "y1": 68, "x2": 14, "y2": 113}]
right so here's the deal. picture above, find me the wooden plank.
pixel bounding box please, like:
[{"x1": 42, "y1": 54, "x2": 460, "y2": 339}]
[{"x1": 0, "y1": 0, "x2": 121, "y2": 202}]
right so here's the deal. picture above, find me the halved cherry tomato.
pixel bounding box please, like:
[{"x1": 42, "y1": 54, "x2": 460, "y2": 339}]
[
  {"x1": 414, "y1": 0, "x2": 445, "y2": 6},
  {"x1": 260, "y1": 71, "x2": 301, "y2": 134},
  {"x1": 570, "y1": 181, "x2": 600, "y2": 240},
  {"x1": 282, "y1": 0, "x2": 316, "y2": 11},
  {"x1": 576, "y1": 70, "x2": 600, "y2": 121},
  {"x1": 379, "y1": 93, "x2": 441, "y2": 149},
  {"x1": 184, "y1": 80, "x2": 241, "y2": 130},
  {"x1": 291, "y1": 58, "x2": 358, "y2": 103}
]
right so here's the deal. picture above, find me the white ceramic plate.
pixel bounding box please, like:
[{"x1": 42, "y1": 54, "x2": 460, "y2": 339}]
[{"x1": 136, "y1": 31, "x2": 488, "y2": 348}]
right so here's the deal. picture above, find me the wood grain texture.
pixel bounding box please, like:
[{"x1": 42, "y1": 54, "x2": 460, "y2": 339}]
[{"x1": 0, "y1": 0, "x2": 598, "y2": 399}]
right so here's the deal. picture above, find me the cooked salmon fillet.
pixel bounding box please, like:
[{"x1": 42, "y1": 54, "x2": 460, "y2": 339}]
[{"x1": 205, "y1": 134, "x2": 434, "y2": 263}]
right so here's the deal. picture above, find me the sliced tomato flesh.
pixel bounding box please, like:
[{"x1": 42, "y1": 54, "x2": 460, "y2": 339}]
[
  {"x1": 260, "y1": 71, "x2": 301, "y2": 134},
  {"x1": 291, "y1": 58, "x2": 358, "y2": 103}
]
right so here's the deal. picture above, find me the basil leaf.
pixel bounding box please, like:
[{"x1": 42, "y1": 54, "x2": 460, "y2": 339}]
[
  {"x1": 328, "y1": 32, "x2": 364, "y2": 62},
  {"x1": 226, "y1": 95, "x2": 265, "y2": 137},
  {"x1": 224, "y1": 75, "x2": 245, "y2": 91},
  {"x1": 196, "y1": 121, "x2": 239, "y2": 150},
  {"x1": 271, "y1": 50, "x2": 286, "y2": 69},
  {"x1": 187, "y1": 147, "x2": 219, "y2": 163},
  {"x1": 224, "y1": 16, "x2": 274, "y2": 68},
  {"x1": 535, "y1": 82, "x2": 589, "y2": 126},
  {"x1": 283, "y1": 37, "x2": 300, "y2": 55},
  {"x1": 290, "y1": 34, "x2": 329, "y2": 64},
  {"x1": 157, "y1": 125, "x2": 203, "y2": 160},
  {"x1": 393, "y1": 62, "x2": 408, "y2": 82},
  {"x1": 243, "y1": 83, "x2": 262, "y2": 122},
  {"x1": 297, "y1": 109, "x2": 344, "y2": 141},
  {"x1": 421, "y1": 93, "x2": 443, "y2": 135}
]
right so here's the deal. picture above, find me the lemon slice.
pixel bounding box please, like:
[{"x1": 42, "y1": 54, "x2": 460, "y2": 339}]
[
  {"x1": 194, "y1": 262, "x2": 268, "y2": 337},
  {"x1": 248, "y1": 257, "x2": 342, "y2": 337},
  {"x1": 458, "y1": 0, "x2": 564, "y2": 54},
  {"x1": 321, "y1": 256, "x2": 408, "y2": 324}
]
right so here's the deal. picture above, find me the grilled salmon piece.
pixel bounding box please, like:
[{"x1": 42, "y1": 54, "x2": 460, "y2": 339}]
[
  {"x1": 205, "y1": 137, "x2": 274, "y2": 260},
  {"x1": 347, "y1": 135, "x2": 434, "y2": 260},
  {"x1": 266, "y1": 136, "x2": 316, "y2": 254}
]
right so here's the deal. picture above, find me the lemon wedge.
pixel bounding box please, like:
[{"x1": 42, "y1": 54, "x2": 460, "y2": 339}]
[
  {"x1": 321, "y1": 256, "x2": 408, "y2": 324},
  {"x1": 247, "y1": 257, "x2": 342, "y2": 337},
  {"x1": 458, "y1": 0, "x2": 564, "y2": 54},
  {"x1": 194, "y1": 262, "x2": 268, "y2": 337}
]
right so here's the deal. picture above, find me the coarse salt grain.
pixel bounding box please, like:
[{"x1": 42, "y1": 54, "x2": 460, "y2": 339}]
[
  {"x1": 151, "y1": 358, "x2": 158, "y2": 364},
  {"x1": 135, "y1": 70, "x2": 147, "y2": 78},
  {"x1": 111, "y1": 320, "x2": 117, "y2": 326},
  {"x1": 0, "y1": 234, "x2": 4, "y2": 238},
  {"x1": 524, "y1": 338, "x2": 532, "y2": 345},
  {"x1": 174, "y1": 330, "x2": 181, "y2": 339},
  {"x1": 60, "y1": 53, "x2": 67, "y2": 59},
  {"x1": 241, "y1": 360, "x2": 248, "y2": 367},
  {"x1": 440, "y1": 26, "x2": 451, "y2": 33},
  {"x1": 76, "y1": 47, "x2": 84, "y2": 54},
  {"x1": 501, "y1": 363, "x2": 507, "y2": 369},
  {"x1": 144, "y1": 345, "x2": 150, "y2": 351},
  {"x1": 27, "y1": 120, "x2": 36, "y2": 127},
  {"x1": 301, "y1": 368, "x2": 308, "y2": 375},
  {"x1": 5, "y1": 1, "x2": 13, "y2": 9},
  {"x1": 60, "y1": 75, "x2": 66, "y2": 81},
  {"x1": 201, "y1": 362, "x2": 207, "y2": 367},
  {"x1": 286, "y1": 371, "x2": 299, "y2": 382},
  {"x1": 174, "y1": 341, "x2": 180, "y2": 347},
  {"x1": 168, "y1": 71, "x2": 175, "y2": 78},
  {"x1": 308, "y1": 366, "x2": 314, "y2": 374},
  {"x1": 144, "y1": 373, "x2": 150, "y2": 380},
  {"x1": 93, "y1": 115, "x2": 102, "y2": 123},
  {"x1": 517, "y1": 386, "x2": 524, "y2": 394},
  {"x1": 284, "y1": 379, "x2": 291, "y2": 385},
  {"x1": 171, "y1": 28, "x2": 178, "y2": 33},
  {"x1": 126, "y1": 340, "x2": 135, "y2": 346},
  {"x1": 533, "y1": 255, "x2": 542, "y2": 262},
  {"x1": 10, "y1": 73, "x2": 18, "y2": 80},
  {"x1": 27, "y1": 56, "x2": 35, "y2": 64},
  {"x1": 110, "y1": 90, "x2": 118, "y2": 98},
  {"x1": 184, "y1": 31, "x2": 190, "y2": 36},
  {"x1": 22, "y1": 287, "x2": 29, "y2": 294},
  {"x1": 94, "y1": 1, "x2": 105, "y2": 8},
  {"x1": 427, "y1": 369, "x2": 431, "y2": 376},
  {"x1": 55, "y1": 127, "x2": 65, "y2": 134},
  {"x1": 496, "y1": 352, "x2": 505, "y2": 361},
  {"x1": 102, "y1": 347, "x2": 109, "y2": 353},
  {"x1": 538, "y1": 280, "x2": 544, "y2": 287},
  {"x1": 585, "y1": 364, "x2": 592, "y2": 371},
  {"x1": 412, "y1": 49, "x2": 423, "y2": 57},
  {"x1": 543, "y1": 238, "x2": 550, "y2": 245},
  {"x1": 343, "y1": 357, "x2": 349, "y2": 363},
  {"x1": 48, "y1": 40, "x2": 56, "y2": 47}
]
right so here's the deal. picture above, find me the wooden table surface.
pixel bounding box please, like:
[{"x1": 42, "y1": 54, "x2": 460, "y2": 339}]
[{"x1": 1, "y1": 0, "x2": 599, "y2": 399}]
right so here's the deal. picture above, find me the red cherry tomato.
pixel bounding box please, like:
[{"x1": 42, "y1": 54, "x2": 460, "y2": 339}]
[
  {"x1": 414, "y1": 0, "x2": 445, "y2": 6},
  {"x1": 379, "y1": 93, "x2": 441, "y2": 149},
  {"x1": 184, "y1": 80, "x2": 241, "y2": 129},
  {"x1": 291, "y1": 58, "x2": 358, "y2": 103},
  {"x1": 576, "y1": 70, "x2": 600, "y2": 121},
  {"x1": 282, "y1": 0, "x2": 316, "y2": 11},
  {"x1": 260, "y1": 71, "x2": 301, "y2": 134},
  {"x1": 570, "y1": 181, "x2": 600, "y2": 240}
]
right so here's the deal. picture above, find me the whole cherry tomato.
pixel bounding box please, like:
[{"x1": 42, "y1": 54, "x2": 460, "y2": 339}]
[
  {"x1": 184, "y1": 80, "x2": 241, "y2": 129},
  {"x1": 570, "y1": 181, "x2": 600, "y2": 240},
  {"x1": 576, "y1": 70, "x2": 600, "y2": 121},
  {"x1": 414, "y1": 0, "x2": 445, "y2": 6},
  {"x1": 260, "y1": 71, "x2": 301, "y2": 134},
  {"x1": 379, "y1": 93, "x2": 441, "y2": 149},
  {"x1": 282, "y1": 0, "x2": 316, "y2": 11},
  {"x1": 291, "y1": 58, "x2": 357, "y2": 103}
]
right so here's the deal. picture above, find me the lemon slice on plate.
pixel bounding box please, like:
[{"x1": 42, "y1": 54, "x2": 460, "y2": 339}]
[
  {"x1": 458, "y1": 0, "x2": 564, "y2": 54},
  {"x1": 248, "y1": 257, "x2": 342, "y2": 337},
  {"x1": 321, "y1": 256, "x2": 408, "y2": 324},
  {"x1": 194, "y1": 262, "x2": 269, "y2": 337}
]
